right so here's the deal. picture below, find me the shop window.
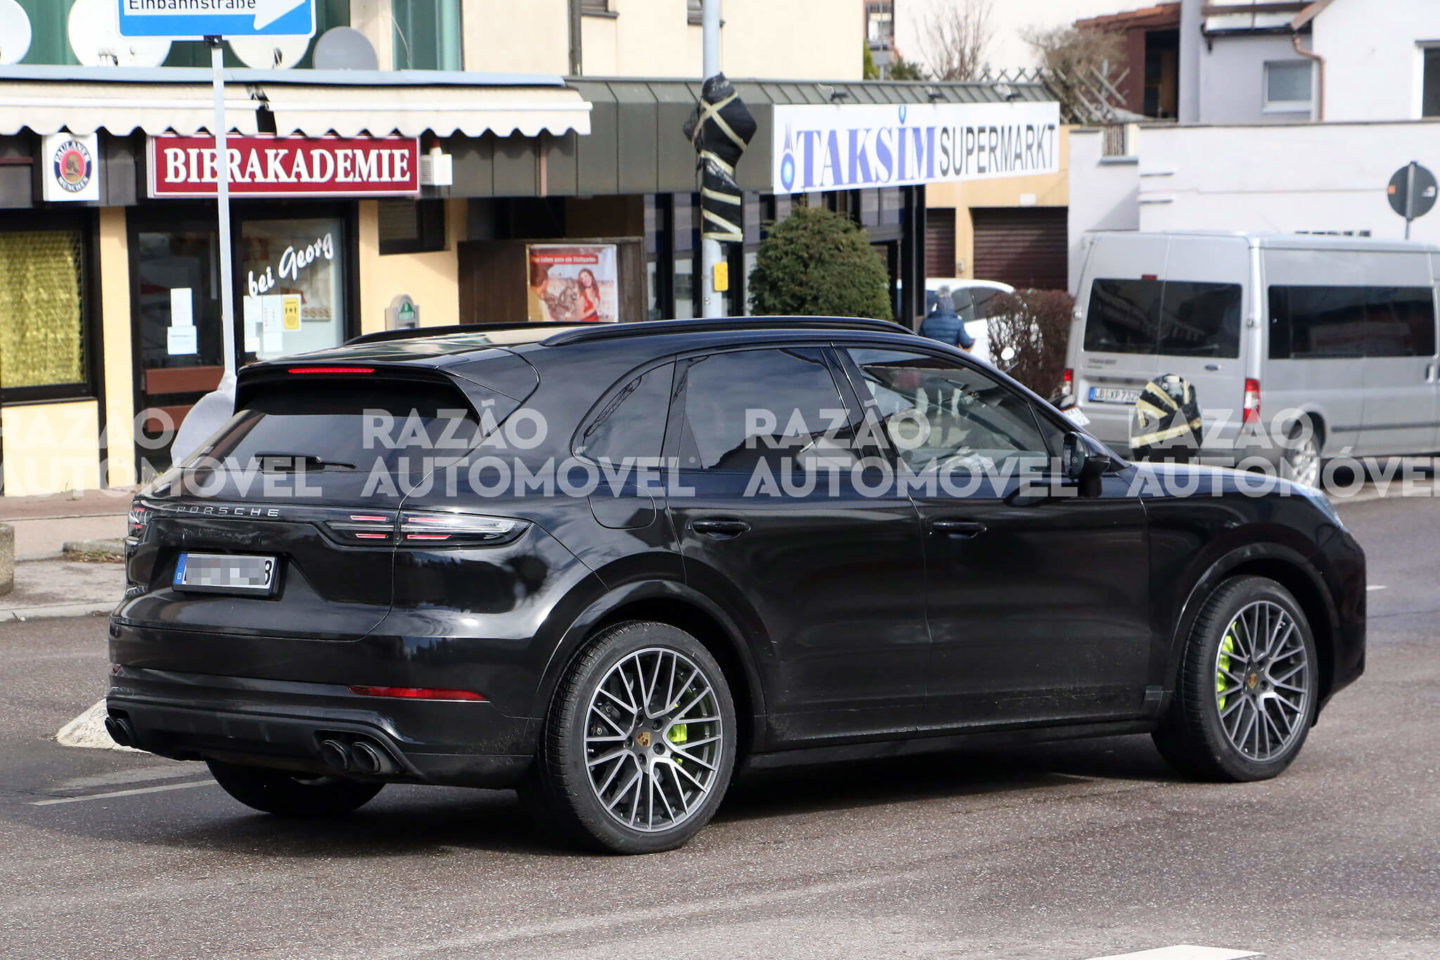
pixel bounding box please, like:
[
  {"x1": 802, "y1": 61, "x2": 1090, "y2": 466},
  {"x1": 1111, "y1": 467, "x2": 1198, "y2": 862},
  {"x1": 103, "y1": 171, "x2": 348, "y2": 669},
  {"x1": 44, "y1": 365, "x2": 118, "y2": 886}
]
[
  {"x1": 1264, "y1": 60, "x2": 1312, "y2": 111},
  {"x1": 378, "y1": 199, "x2": 447, "y2": 255},
  {"x1": 393, "y1": 0, "x2": 463, "y2": 71},
  {"x1": 1424, "y1": 47, "x2": 1440, "y2": 118},
  {"x1": 0, "y1": 226, "x2": 92, "y2": 401},
  {"x1": 241, "y1": 217, "x2": 348, "y2": 361}
]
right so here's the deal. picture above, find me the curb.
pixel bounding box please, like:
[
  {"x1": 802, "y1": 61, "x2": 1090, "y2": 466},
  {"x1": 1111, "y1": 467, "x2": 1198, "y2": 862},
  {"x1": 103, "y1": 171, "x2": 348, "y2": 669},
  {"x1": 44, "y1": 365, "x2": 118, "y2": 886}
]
[{"x1": 4, "y1": 602, "x2": 115, "y2": 622}]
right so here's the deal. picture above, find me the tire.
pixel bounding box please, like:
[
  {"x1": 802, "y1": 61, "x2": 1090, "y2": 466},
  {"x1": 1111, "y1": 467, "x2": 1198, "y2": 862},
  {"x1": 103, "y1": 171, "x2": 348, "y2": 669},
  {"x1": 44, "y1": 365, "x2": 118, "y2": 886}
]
[
  {"x1": 206, "y1": 759, "x2": 383, "y2": 817},
  {"x1": 1281, "y1": 417, "x2": 1323, "y2": 489},
  {"x1": 530, "y1": 621, "x2": 737, "y2": 854},
  {"x1": 1152, "y1": 576, "x2": 1318, "y2": 782}
]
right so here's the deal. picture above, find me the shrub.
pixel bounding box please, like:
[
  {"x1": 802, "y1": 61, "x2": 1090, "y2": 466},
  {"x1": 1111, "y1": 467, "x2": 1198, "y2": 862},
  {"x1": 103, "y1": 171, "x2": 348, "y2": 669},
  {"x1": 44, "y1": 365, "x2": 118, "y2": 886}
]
[
  {"x1": 987, "y1": 289, "x2": 1074, "y2": 398},
  {"x1": 748, "y1": 206, "x2": 893, "y2": 321}
]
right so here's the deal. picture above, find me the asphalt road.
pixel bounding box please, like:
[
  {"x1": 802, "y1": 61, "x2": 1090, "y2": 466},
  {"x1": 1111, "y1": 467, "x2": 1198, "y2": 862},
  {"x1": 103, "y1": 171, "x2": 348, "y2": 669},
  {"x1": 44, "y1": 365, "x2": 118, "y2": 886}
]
[{"x1": 1, "y1": 498, "x2": 1436, "y2": 960}]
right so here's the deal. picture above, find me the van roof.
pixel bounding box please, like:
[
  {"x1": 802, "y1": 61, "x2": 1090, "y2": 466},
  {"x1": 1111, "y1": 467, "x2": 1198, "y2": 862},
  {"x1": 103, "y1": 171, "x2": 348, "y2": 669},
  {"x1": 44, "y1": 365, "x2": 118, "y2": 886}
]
[{"x1": 1085, "y1": 230, "x2": 1440, "y2": 254}]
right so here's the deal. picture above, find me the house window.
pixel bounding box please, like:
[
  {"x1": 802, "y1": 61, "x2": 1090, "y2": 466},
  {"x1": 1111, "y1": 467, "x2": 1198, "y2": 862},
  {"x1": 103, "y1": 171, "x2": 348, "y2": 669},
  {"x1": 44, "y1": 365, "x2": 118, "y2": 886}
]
[
  {"x1": 378, "y1": 200, "x2": 447, "y2": 255},
  {"x1": 393, "y1": 0, "x2": 462, "y2": 71},
  {"x1": 1423, "y1": 47, "x2": 1440, "y2": 118},
  {"x1": 0, "y1": 222, "x2": 94, "y2": 402},
  {"x1": 581, "y1": 0, "x2": 612, "y2": 13},
  {"x1": 1264, "y1": 60, "x2": 1313, "y2": 111},
  {"x1": 688, "y1": 0, "x2": 703, "y2": 26}
]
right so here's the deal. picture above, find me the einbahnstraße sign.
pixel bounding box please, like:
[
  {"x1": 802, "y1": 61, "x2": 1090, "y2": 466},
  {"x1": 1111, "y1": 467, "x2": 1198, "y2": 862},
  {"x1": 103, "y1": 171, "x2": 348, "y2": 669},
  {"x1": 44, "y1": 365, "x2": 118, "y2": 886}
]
[{"x1": 118, "y1": 0, "x2": 316, "y2": 40}]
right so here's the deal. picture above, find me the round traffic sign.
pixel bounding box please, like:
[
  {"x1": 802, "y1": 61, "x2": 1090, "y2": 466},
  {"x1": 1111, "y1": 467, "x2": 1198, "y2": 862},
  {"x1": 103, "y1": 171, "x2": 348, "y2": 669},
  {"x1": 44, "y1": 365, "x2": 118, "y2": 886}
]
[{"x1": 1388, "y1": 163, "x2": 1438, "y2": 220}]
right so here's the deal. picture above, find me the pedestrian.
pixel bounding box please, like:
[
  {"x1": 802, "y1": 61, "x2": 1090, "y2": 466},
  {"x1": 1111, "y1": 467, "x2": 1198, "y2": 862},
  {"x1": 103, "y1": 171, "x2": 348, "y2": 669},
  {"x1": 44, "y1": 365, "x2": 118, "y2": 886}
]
[{"x1": 919, "y1": 285, "x2": 974, "y2": 352}]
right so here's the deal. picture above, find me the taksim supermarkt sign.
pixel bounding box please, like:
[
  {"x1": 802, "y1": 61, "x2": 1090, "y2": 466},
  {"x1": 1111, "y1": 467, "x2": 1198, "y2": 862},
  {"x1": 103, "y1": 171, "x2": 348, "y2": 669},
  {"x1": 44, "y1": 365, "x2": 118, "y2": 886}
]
[
  {"x1": 771, "y1": 100, "x2": 1061, "y2": 193},
  {"x1": 147, "y1": 135, "x2": 421, "y2": 198}
]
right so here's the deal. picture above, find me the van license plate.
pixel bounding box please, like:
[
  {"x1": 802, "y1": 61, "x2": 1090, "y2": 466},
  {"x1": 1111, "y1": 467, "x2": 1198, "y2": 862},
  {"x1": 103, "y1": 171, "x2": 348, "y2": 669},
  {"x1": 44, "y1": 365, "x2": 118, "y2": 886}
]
[
  {"x1": 173, "y1": 553, "x2": 278, "y2": 596},
  {"x1": 1088, "y1": 387, "x2": 1141, "y2": 404}
]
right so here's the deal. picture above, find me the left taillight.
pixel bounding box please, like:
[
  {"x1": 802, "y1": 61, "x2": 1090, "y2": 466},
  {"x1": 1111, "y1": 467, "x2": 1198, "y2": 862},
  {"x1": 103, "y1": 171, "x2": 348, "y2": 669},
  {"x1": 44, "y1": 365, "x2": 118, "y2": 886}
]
[
  {"x1": 1243, "y1": 378, "x2": 1261, "y2": 425},
  {"x1": 127, "y1": 504, "x2": 148, "y2": 539},
  {"x1": 399, "y1": 512, "x2": 527, "y2": 546}
]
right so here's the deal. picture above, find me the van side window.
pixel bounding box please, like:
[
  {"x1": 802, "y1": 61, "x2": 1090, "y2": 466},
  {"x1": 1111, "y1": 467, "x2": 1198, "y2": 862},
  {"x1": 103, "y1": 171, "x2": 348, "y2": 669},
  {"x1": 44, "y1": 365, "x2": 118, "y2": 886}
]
[
  {"x1": 1084, "y1": 278, "x2": 1241, "y2": 358},
  {"x1": 1268, "y1": 286, "x2": 1436, "y2": 359}
]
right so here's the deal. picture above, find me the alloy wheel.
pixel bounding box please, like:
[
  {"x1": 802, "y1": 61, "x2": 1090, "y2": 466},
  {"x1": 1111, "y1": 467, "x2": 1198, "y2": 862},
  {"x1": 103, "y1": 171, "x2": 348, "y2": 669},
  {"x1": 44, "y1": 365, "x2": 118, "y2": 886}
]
[
  {"x1": 583, "y1": 647, "x2": 724, "y2": 833},
  {"x1": 1214, "y1": 600, "x2": 1311, "y2": 761},
  {"x1": 1286, "y1": 432, "x2": 1321, "y2": 488}
]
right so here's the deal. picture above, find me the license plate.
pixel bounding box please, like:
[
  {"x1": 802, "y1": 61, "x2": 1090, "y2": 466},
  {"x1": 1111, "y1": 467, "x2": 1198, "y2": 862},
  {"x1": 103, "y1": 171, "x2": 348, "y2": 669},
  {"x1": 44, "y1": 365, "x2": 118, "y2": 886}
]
[
  {"x1": 1088, "y1": 386, "x2": 1141, "y2": 404},
  {"x1": 1061, "y1": 406, "x2": 1091, "y2": 427},
  {"x1": 173, "y1": 553, "x2": 278, "y2": 596}
]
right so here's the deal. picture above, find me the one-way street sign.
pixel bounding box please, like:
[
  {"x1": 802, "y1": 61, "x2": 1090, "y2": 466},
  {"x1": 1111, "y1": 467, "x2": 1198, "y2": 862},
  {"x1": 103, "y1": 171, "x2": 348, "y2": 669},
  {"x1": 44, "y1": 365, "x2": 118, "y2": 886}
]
[{"x1": 117, "y1": 0, "x2": 315, "y2": 40}]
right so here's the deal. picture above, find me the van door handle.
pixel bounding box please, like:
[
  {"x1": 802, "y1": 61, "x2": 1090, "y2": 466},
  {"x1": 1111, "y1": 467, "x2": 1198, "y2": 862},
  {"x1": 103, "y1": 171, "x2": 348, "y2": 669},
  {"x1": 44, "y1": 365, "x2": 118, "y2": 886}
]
[
  {"x1": 690, "y1": 518, "x2": 750, "y2": 539},
  {"x1": 931, "y1": 519, "x2": 987, "y2": 539}
]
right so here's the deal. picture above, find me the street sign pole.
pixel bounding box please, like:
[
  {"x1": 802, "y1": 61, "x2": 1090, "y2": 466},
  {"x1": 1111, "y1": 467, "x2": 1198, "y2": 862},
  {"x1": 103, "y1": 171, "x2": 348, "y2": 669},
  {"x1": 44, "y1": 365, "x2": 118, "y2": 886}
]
[
  {"x1": 1405, "y1": 161, "x2": 1417, "y2": 240},
  {"x1": 700, "y1": 0, "x2": 723, "y2": 319},
  {"x1": 209, "y1": 37, "x2": 237, "y2": 388}
]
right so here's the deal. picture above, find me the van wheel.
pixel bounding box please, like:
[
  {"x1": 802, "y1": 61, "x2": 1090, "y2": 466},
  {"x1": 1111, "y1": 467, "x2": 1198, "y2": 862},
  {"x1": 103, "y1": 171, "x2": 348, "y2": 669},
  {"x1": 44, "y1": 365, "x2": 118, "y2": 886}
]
[
  {"x1": 1152, "y1": 576, "x2": 1317, "y2": 782},
  {"x1": 1281, "y1": 418, "x2": 1323, "y2": 488},
  {"x1": 532, "y1": 621, "x2": 736, "y2": 854},
  {"x1": 206, "y1": 760, "x2": 383, "y2": 817}
]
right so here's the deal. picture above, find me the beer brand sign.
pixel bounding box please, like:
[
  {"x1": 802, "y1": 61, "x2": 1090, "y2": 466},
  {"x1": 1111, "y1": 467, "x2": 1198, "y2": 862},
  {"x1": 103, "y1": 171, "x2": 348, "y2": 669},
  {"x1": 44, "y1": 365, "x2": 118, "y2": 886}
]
[{"x1": 148, "y1": 135, "x2": 420, "y2": 198}]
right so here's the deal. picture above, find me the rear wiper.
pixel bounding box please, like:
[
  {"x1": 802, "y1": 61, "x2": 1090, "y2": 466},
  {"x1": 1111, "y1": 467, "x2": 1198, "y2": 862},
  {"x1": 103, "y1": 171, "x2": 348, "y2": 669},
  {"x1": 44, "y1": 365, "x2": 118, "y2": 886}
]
[{"x1": 252, "y1": 452, "x2": 358, "y2": 472}]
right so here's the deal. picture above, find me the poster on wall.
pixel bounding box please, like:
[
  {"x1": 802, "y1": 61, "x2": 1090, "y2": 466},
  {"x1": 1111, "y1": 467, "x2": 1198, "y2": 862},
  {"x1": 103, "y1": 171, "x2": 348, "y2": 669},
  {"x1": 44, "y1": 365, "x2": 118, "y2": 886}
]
[{"x1": 525, "y1": 244, "x2": 618, "y2": 323}]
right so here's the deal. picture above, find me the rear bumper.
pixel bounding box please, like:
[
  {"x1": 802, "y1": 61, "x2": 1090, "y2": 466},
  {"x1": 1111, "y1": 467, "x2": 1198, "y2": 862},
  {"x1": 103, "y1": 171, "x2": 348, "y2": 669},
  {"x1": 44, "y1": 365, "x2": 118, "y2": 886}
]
[{"x1": 107, "y1": 663, "x2": 537, "y2": 789}]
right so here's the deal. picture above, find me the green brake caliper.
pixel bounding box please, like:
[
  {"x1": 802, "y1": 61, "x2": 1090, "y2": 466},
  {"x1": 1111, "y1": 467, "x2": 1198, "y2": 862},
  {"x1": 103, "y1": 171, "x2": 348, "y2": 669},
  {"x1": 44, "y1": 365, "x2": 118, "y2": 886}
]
[{"x1": 1217, "y1": 632, "x2": 1237, "y2": 710}]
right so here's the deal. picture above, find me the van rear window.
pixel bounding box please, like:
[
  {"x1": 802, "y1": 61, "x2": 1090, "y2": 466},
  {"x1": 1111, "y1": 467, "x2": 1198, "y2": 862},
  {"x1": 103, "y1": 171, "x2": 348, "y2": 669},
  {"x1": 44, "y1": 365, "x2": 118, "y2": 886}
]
[{"x1": 1084, "y1": 278, "x2": 1241, "y2": 358}]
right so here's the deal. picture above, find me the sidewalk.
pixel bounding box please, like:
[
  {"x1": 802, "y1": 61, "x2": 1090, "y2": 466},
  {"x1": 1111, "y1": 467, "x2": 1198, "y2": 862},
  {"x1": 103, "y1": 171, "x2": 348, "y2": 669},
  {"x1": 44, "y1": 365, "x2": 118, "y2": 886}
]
[
  {"x1": 0, "y1": 487, "x2": 133, "y2": 561},
  {"x1": 0, "y1": 557, "x2": 124, "y2": 622}
]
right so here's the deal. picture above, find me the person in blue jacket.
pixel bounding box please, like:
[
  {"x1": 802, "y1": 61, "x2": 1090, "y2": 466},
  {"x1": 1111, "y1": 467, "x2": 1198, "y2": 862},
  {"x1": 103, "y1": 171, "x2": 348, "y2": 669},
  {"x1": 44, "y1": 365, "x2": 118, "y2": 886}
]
[{"x1": 919, "y1": 285, "x2": 975, "y2": 351}]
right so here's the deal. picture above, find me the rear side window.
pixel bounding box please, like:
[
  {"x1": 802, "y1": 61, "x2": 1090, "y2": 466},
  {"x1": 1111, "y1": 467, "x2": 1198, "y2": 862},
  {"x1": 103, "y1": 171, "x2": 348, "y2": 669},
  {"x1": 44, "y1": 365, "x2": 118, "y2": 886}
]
[
  {"x1": 676, "y1": 348, "x2": 858, "y2": 473},
  {"x1": 1268, "y1": 285, "x2": 1437, "y2": 359},
  {"x1": 574, "y1": 362, "x2": 674, "y2": 463},
  {"x1": 201, "y1": 380, "x2": 484, "y2": 474},
  {"x1": 1084, "y1": 278, "x2": 1241, "y2": 357}
]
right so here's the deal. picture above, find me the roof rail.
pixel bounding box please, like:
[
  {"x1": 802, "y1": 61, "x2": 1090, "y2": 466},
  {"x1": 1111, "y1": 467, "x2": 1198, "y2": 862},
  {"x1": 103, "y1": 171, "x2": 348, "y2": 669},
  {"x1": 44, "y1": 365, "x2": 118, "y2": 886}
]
[
  {"x1": 541, "y1": 316, "x2": 911, "y2": 346},
  {"x1": 346, "y1": 321, "x2": 581, "y2": 346}
]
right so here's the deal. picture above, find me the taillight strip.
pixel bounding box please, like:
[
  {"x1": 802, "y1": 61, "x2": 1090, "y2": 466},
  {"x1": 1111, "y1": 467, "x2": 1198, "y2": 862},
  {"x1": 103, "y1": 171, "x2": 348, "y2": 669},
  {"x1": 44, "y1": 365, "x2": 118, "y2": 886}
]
[{"x1": 349, "y1": 686, "x2": 487, "y2": 702}]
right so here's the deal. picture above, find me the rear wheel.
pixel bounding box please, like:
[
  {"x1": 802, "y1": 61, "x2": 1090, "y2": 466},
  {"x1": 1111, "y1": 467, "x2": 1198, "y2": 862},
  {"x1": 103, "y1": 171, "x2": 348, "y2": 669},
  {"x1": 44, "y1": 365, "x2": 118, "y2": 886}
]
[
  {"x1": 206, "y1": 759, "x2": 383, "y2": 817},
  {"x1": 1153, "y1": 576, "x2": 1317, "y2": 781},
  {"x1": 531, "y1": 621, "x2": 736, "y2": 854},
  {"x1": 1281, "y1": 417, "x2": 1323, "y2": 488}
]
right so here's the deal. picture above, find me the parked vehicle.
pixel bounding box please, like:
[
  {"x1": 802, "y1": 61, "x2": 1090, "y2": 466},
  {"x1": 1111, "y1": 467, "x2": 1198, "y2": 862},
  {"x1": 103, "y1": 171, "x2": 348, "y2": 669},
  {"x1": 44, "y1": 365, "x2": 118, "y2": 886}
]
[
  {"x1": 924, "y1": 278, "x2": 1015, "y2": 362},
  {"x1": 1066, "y1": 231, "x2": 1440, "y2": 486},
  {"x1": 107, "y1": 316, "x2": 1365, "y2": 853}
]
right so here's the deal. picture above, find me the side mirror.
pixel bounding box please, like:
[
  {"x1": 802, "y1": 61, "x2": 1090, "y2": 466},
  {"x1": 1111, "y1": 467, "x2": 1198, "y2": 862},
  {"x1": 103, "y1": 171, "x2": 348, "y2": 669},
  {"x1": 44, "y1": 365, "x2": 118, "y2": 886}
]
[{"x1": 1063, "y1": 432, "x2": 1115, "y2": 496}]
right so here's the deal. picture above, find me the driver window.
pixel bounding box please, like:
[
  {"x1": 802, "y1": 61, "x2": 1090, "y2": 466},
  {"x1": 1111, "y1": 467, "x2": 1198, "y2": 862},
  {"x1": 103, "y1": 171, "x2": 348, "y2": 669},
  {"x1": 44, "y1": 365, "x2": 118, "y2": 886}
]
[{"x1": 845, "y1": 349, "x2": 1059, "y2": 475}]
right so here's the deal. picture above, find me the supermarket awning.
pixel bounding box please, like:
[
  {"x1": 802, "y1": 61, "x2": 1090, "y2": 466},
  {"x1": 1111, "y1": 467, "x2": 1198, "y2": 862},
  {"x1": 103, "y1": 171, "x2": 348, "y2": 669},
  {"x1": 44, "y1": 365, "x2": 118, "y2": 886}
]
[{"x1": 0, "y1": 65, "x2": 591, "y2": 139}]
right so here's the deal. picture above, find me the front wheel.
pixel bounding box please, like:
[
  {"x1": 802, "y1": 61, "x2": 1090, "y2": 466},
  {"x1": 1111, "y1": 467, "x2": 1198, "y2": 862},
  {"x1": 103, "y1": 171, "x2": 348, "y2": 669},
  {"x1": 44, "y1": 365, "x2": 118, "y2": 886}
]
[
  {"x1": 1153, "y1": 576, "x2": 1318, "y2": 781},
  {"x1": 206, "y1": 759, "x2": 383, "y2": 817},
  {"x1": 532, "y1": 621, "x2": 737, "y2": 854}
]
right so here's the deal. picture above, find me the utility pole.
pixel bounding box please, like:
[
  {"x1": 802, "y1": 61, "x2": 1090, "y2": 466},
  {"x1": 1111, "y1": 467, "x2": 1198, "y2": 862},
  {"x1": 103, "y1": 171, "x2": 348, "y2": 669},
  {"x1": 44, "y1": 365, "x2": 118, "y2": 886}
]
[{"x1": 700, "y1": 0, "x2": 723, "y2": 318}]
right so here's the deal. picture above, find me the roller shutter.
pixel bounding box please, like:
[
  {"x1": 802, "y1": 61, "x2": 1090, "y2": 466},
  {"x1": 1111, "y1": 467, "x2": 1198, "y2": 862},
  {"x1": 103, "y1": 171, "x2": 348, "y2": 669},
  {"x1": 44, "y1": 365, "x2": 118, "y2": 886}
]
[{"x1": 971, "y1": 207, "x2": 1068, "y2": 290}]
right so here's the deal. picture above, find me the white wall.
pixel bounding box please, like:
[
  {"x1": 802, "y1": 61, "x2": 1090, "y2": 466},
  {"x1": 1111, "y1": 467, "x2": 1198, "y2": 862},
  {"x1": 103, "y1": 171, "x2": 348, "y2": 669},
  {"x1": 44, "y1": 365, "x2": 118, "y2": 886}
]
[
  {"x1": 1312, "y1": 0, "x2": 1440, "y2": 121},
  {"x1": 895, "y1": 0, "x2": 1122, "y2": 74},
  {"x1": 1133, "y1": 121, "x2": 1440, "y2": 242},
  {"x1": 1197, "y1": 33, "x2": 1313, "y2": 124},
  {"x1": 1066, "y1": 128, "x2": 1140, "y2": 293}
]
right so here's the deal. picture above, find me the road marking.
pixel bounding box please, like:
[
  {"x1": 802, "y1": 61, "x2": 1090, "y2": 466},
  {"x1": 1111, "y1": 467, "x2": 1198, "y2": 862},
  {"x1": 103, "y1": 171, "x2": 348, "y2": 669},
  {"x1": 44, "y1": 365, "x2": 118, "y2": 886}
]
[
  {"x1": 52, "y1": 764, "x2": 199, "y2": 792},
  {"x1": 30, "y1": 780, "x2": 213, "y2": 806},
  {"x1": 1085, "y1": 948, "x2": 1261, "y2": 960},
  {"x1": 1367, "y1": 585, "x2": 1388, "y2": 591}
]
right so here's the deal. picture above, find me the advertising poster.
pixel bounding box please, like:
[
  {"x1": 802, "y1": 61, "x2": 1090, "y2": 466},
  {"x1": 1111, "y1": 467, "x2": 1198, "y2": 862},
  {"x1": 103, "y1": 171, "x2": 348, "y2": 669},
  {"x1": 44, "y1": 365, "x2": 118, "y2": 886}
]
[{"x1": 526, "y1": 244, "x2": 618, "y2": 323}]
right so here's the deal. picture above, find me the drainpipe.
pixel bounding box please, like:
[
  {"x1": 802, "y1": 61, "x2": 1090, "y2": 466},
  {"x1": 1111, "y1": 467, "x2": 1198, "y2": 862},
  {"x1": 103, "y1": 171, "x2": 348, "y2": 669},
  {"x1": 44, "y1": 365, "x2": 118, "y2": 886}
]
[
  {"x1": 1292, "y1": 32, "x2": 1325, "y2": 121},
  {"x1": 569, "y1": 0, "x2": 583, "y2": 76}
]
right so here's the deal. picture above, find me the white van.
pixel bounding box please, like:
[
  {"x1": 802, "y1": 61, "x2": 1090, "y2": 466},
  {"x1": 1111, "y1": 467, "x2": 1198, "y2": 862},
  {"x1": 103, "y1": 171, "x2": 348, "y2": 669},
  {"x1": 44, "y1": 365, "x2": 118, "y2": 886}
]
[{"x1": 1065, "y1": 231, "x2": 1440, "y2": 486}]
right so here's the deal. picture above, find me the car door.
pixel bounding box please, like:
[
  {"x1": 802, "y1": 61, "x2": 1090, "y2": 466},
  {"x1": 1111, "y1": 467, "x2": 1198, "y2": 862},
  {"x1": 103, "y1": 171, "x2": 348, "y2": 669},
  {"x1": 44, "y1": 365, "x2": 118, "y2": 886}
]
[
  {"x1": 837, "y1": 346, "x2": 1153, "y2": 730},
  {"x1": 666, "y1": 344, "x2": 928, "y2": 743}
]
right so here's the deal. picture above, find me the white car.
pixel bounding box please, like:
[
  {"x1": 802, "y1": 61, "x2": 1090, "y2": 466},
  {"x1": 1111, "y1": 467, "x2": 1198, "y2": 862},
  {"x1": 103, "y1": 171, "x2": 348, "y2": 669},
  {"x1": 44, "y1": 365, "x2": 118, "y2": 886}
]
[{"x1": 922, "y1": 278, "x2": 1015, "y2": 364}]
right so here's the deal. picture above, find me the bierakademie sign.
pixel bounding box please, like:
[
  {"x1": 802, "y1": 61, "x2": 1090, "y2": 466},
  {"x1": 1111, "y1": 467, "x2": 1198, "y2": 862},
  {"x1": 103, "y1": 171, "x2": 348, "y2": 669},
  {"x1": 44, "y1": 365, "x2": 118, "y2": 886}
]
[
  {"x1": 148, "y1": 135, "x2": 420, "y2": 198},
  {"x1": 771, "y1": 101, "x2": 1061, "y2": 193}
]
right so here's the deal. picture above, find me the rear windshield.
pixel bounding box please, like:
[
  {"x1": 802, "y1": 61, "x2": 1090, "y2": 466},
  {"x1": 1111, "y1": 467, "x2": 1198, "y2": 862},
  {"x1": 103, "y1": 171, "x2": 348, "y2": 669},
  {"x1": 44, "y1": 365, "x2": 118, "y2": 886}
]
[
  {"x1": 196, "y1": 380, "x2": 489, "y2": 475},
  {"x1": 1084, "y1": 278, "x2": 1242, "y2": 358}
]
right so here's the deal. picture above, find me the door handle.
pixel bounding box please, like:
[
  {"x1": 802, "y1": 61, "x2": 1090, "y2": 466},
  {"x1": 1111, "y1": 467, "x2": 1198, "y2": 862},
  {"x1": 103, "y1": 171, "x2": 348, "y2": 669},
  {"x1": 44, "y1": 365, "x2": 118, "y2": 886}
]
[
  {"x1": 691, "y1": 518, "x2": 751, "y2": 539},
  {"x1": 931, "y1": 519, "x2": 987, "y2": 539}
]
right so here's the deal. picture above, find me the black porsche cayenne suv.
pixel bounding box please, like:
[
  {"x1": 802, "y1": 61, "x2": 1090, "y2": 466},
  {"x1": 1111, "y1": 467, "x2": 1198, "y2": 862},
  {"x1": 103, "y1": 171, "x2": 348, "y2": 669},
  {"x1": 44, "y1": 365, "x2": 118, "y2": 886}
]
[{"x1": 108, "y1": 316, "x2": 1365, "y2": 853}]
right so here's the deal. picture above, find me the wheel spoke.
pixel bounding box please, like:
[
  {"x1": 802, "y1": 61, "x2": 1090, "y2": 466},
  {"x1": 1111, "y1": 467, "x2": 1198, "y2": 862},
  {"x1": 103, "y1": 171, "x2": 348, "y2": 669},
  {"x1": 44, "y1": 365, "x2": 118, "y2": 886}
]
[
  {"x1": 1215, "y1": 600, "x2": 1309, "y2": 761},
  {"x1": 667, "y1": 744, "x2": 717, "y2": 770},
  {"x1": 587, "y1": 748, "x2": 627, "y2": 768}
]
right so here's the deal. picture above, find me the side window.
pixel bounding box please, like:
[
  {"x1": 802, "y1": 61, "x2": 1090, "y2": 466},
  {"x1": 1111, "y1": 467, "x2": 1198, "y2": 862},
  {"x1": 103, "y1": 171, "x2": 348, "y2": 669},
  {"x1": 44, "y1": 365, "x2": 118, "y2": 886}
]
[
  {"x1": 574, "y1": 362, "x2": 674, "y2": 463},
  {"x1": 1364, "y1": 286, "x2": 1436, "y2": 358},
  {"x1": 846, "y1": 349, "x2": 1060, "y2": 475},
  {"x1": 1269, "y1": 285, "x2": 1435, "y2": 359},
  {"x1": 677, "y1": 348, "x2": 858, "y2": 474}
]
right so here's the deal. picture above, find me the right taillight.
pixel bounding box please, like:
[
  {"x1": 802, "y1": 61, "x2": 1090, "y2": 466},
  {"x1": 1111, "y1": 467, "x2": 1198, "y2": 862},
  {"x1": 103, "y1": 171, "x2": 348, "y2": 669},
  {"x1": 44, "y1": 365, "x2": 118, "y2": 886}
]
[
  {"x1": 127, "y1": 504, "x2": 148, "y2": 539},
  {"x1": 399, "y1": 512, "x2": 527, "y2": 546},
  {"x1": 1243, "y1": 378, "x2": 1261, "y2": 425}
]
